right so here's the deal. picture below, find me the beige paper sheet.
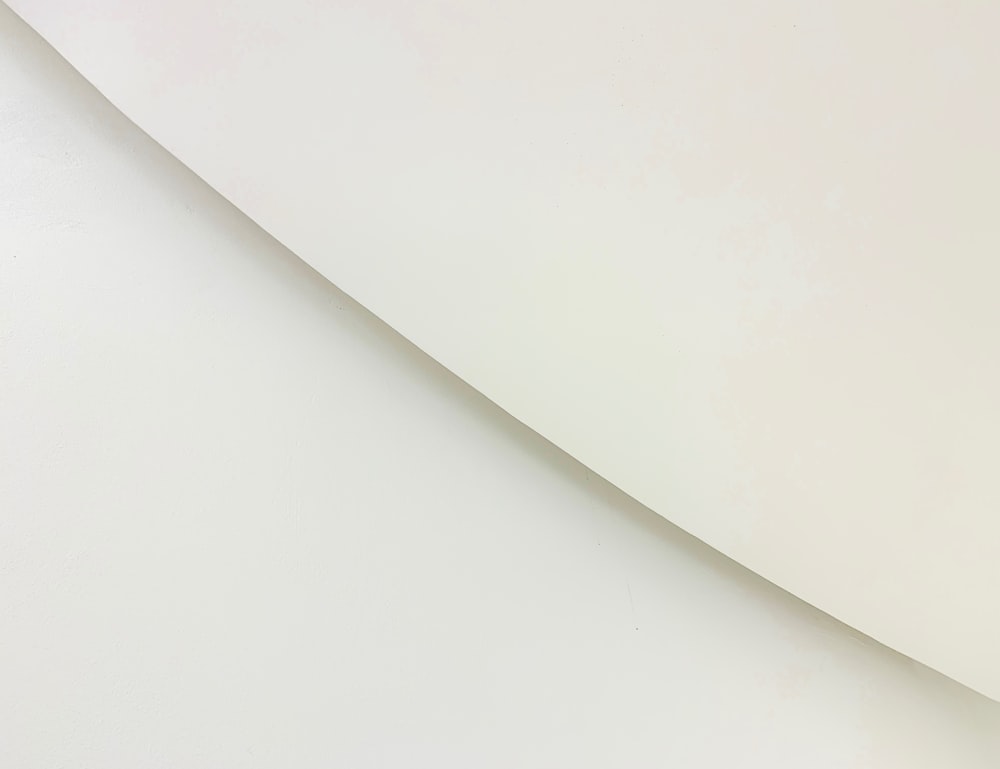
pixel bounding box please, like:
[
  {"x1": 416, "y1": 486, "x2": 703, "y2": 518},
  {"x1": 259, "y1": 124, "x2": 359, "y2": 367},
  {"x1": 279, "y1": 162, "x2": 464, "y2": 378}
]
[{"x1": 9, "y1": 0, "x2": 999, "y2": 698}]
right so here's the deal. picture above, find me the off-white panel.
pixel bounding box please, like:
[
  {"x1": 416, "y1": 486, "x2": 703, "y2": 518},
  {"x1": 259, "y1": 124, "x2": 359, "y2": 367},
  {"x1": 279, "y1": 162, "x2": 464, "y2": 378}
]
[{"x1": 7, "y1": 0, "x2": 1000, "y2": 698}]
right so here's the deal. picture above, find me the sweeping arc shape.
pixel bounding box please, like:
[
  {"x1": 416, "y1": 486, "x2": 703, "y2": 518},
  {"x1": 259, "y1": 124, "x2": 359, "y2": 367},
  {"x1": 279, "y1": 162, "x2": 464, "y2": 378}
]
[{"x1": 8, "y1": 0, "x2": 1000, "y2": 700}]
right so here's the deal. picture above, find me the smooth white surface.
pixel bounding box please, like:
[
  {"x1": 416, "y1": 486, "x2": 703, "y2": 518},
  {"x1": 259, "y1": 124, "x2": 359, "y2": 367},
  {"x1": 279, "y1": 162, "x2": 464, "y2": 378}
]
[
  {"x1": 3, "y1": 12, "x2": 1000, "y2": 765},
  {"x1": 8, "y1": 0, "x2": 1000, "y2": 698}
]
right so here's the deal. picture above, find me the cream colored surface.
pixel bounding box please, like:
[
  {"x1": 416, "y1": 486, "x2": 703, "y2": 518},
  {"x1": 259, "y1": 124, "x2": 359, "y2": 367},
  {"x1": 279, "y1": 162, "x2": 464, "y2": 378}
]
[
  {"x1": 6, "y1": 11, "x2": 1000, "y2": 764},
  {"x1": 7, "y1": 0, "x2": 1000, "y2": 698}
]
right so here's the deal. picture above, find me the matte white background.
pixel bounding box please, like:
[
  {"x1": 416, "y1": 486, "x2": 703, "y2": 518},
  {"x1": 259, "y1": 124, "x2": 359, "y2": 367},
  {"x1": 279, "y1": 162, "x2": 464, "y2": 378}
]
[
  {"x1": 2, "y1": 10, "x2": 999, "y2": 766},
  {"x1": 9, "y1": 0, "x2": 999, "y2": 698}
]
